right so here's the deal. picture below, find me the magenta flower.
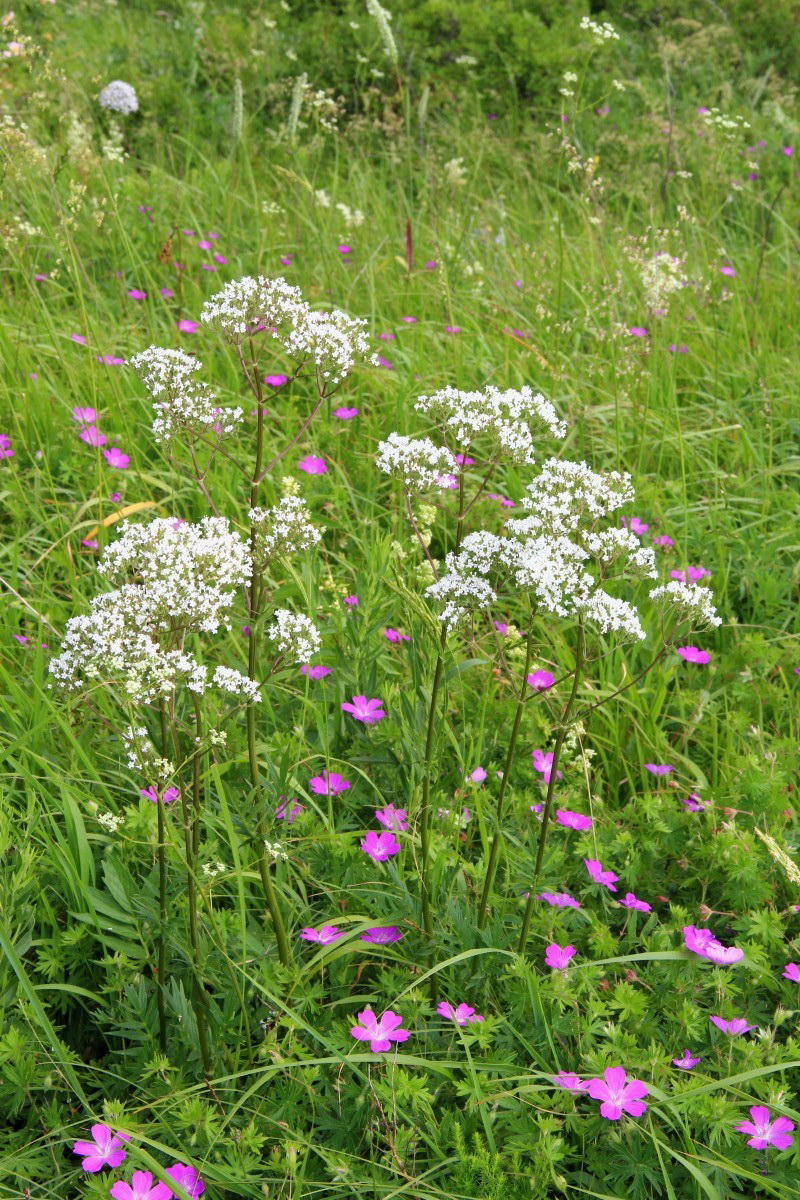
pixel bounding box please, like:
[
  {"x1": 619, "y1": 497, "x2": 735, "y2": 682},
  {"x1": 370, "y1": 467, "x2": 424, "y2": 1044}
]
[
  {"x1": 361, "y1": 830, "x2": 400, "y2": 861},
  {"x1": 494, "y1": 621, "x2": 508, "y2": 634},
  {"x1": 96, "y1": 355, "x2": 125, "y2": 366},
  {"x1": 103, "y1": 447, "x2": 130, "y2": 469},
  {"x1": 621, "y1": 516, "x2": 649, "y2": 535},
  {"x1": 437, "y1": 1001, "x2": 483, "y2": 1025},
  {"x1": 301, "y1": 664, "x2": 331, "y2": 679},
  {"x1": 645, "y1": 763, "x2": 673, "y2": 776},
  {"x1": 141, "y1": 785, "x2": 179, "y2": 805},
  {"x1": 80, "y1": 424, "x2": 107, "y2": 448},
  {"x1": 705, "y1": 943, "x2": 744, "y2": 965},
  {"x1": 384, "y1": 628, "x2": 410, "y2": 643},
  {"x1": 425, "y1": 260, "x2": 437, "y2": 269},
  {"x1": 165, "y1": 1164, "x2": 205, "y2": 1198},
  {"x1": 736, "y1": 1106, "x2": 795, "y2": 1150},
  {"x1": 276, "y1": 798, "x2": 303, "y2": 824},
  {"x1": 177, "y1": 319, "x2": 199, "y2": 333},
  {"x1": 298, "y1": 455, "x2": 327, "y2": 475},
  {"x1": 341, "y1": 696, "x2": 386, "y2": 724},
  {"x1": 556, "y1": 809, "x2": 592, "y2": 831},
  {"x1": 455, "y1": 453, "x2": 474, "y2": 465},
  {"x1": 375, "y1": 804, "x2": 408, "y2": 831},
  {"x1": 710, "y1": 1016, "x2": 755, "y2": 1036},
  {"x1": 683, "y1": 925, "x2": 743, "y2": 964},
  {"x1": 653, "y1": 535, "x2": 675, "y2": 547},
  {"x1": 552, "y1": 1071, "x2": 589, "y2": 1093},
  {"x1": 545, "y1": 943, "x2": 576, "y2": 970},
  {"x1": 128, "y1": 288, "x2": 147, "y2": 301},
  {"x1": 334, "y1": 406, "x2": 359, "y2": 419},
  {"x1": 682, "y1": 794, "x2": 705, "y2": 812},
  {"x1": 71, "y1": 333, "x2": 88, "y2": 344},
  {"x1": 585, "y1": 1067, "x2": 649, "y2": 1120},
  {"x1": 584, "y1": 858, "x2": 618, "y2": 891},
  {"x1": 160, "y1": 287, "x2": 174, "y2": 298},
  {"x1": 468, "y1": 766, "x2": 487, "y2": 783},
  {"x1": 338, "y1": 244, "x2": 352, "y2": 255},
  {"x1": 401, "y1": 315, "x2": 417, "y2": 323},
  {"x1": 532, "y1": 749, "x2": 562, "y2": 783},
  {"x1": 110, "y1": 1172, "x2": 172, "y2": 1200},
  {"x1": 351, "y1": 1008, "x2": 410, "y2": 1052},
  {"x1": 782, "y1": 963, "x2": 800, "y2": 983},
  {"x1": 300, "y1": 925, "x2": 343, "y2": 944},
  {"x1": 619, "y1": 892, "x2": 651, "y2": 912},
  {"x1": 0, "y1": 433, "x2": 14, "y2": 458},
  {"x1": 720, "y1": 265, "x2": 736, "y2": 277},
  {"x1": 309, "y1": 771, "x2": 350, "y2": 795},
  {"x1": 377, "y1": 355, "x2": 394, "y2": 369},
  {"x1": 344, "y1": 595, "x2": 359, "y2": 608},
  {"x1": 629, "y1": 326, "x2": 649, "y2": 338},
  {"x1": 673, "y1": 1049, "x2": 701, "y2": 1070},
  {"x1": 527, "y1": 669, "x2": 555, "y2": 691},
  {"x1": 670, "y1": 565, "x2": 710, "y2": 584},
  {"x1": 72, "y1": 1124, "x2": 130, "y2": 1172},
  {"x1": 538, "y1": 891, "x2": 581, "y2": 909},
  {"x1": 361, "y1": 926, "x2": 403, "y2": 944},
  {"x1": 677, "y1": 645, "x2": 711, "y2": 664},
  {"x1": 264, "y1": 373, "x2": 289, "y2": 387},
  {"x1": 72, "y1": 406, "x2": 97, "y2": 424}
]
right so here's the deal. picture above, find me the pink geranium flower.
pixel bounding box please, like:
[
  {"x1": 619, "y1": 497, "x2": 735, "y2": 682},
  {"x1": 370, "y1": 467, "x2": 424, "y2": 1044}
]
[
  {"x1": 128, "y1": 289, "x2": 147, "y2": 301},
  {"x1": 670, "y1": 565, "x2": 710, "y2": 584},
  {"x1": 532, "y1": 749, "x2": 562, "y2": 783},
  {"x1": 468, "y1": 766, "x2": 487, "y2": 783},
  {"x1": 0, "y1": 433, "x2": 14, "y2": 458},
  {"x1": 584, "y1": 858, "x2": 618, "y2": 891},
  {"x1": 629, "y1": 326, "x2": 648, "y2": 338},
  {"x1": 384, "y1": 628, "x2": 410, "y2": 643},
  {"x1": 682, "y1": 794, "x2": 705, "y2": 812},
  {"x1": 552, "y1": 1072, "x2": 589, "y2": 1093},
  {"x1": 538, "y1": 891, "x2": 581, "y2": 909},
  {"x1": 299, "y1": 925, "x2": 343, "y2": 944},
  {"x1": 344, "y1": 595, "x2": 359, "y2": 608},
  {"x1": 683, "y1": 925, "x2": 743, "y2": 964},
  {"x1": 619, "y1": 892, "x2": 651, "y2": 912},
  {"x1": 72, "y1": 406, "x2": 97, "y2": 423},
  {"x1": 141, "y1": 785, "x2": 179, "y2": 805},
  {"x1": 782, "y1": 963, "x2": 800, "y2": 983},
  {"x1": 621, "y1": 516, "x2": 649, "y2": 535},
  {"x1": 301, "y1": 664, "x2": 331, "y2": 679},
  {"x1": 437, "y1": 1001, "x2": 483, "y2": 1025},
  {"x1": 165, "y1": 1164, "x2": 205, "y2": 1198},
  {"x1": 545, "y1": 943, "x2": 576, "y2": 970},
  {"x1": 653, "y1": 534, "x2": 674, "y2": 546},
  {"x1": 110, "y1": 1172, "x2": 172, "y2": 1200},
  {"x1": 677, "y1": 646, "x2": 711, "y2": 664},
  {"x1": 351, "y1": 1008, "x2": 409, "y2": 1052},
  {"x1": 645, "y1": 763, "x2": 673, "y2": 776},
  {"x1": 80, "y1": 424, "x2": 107, "y2": 448},
  {"x1": 361, "y1": 830, "x2": 400, "y2": 861},
  {"x1": 735, "y1": 1106, "x2": 795, "y2": 1150},
  {"x1": 709, "y1": 1016, "x2": 755, "y2": 1036},
  {"x1": 527, "y1": 670, "x2": 555, "y2": 691},
  {"x1": 585, "y1": 1067, "x2": 649, "y2": 1120},
  {"x1": 265, "y1": 374, "x2": 289, "y2": 387},
  {"x1": 341, "y1": 696, "x2": 386, "y2": 724},
  {"x1": 334, "y1": 406, "x2": 359, "y2": 419},
  {"x1": 309, "y1": 771, "x2": 350, "y2": 795},
  {"x1": 673, "y1": 1049, "x2": 701, "y2": 1070},
  {"x1": 298, "y1": 455, "x2": 327, "y2": 475},
  {"x1": 177, "y1": 319, "x2": 199, "y2": 333},
  {"x1": 361, "y1": 926, "x2": 403, "y2": 944},
  {"x1": 103, "y1": 447, "x2": 130, "y2": 469},
  {"x1": 72, "y1": 1124, "x2": 130, "y2": 1172},
  {"x1": 276, "y1": 798, "x2": 303, "y2": 824},
  {"x1": 71, "y1": 333, "x2": 88, "y2": 344},
  {"x1": 556, "y1": 809, "x2": 592, "y2": 831},
  {"x1": 375, "y1": 804, "x2": 408, "y2": 831}
]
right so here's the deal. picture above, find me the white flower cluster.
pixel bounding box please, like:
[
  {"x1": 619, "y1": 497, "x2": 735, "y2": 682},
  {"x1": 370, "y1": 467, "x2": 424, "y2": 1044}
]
[
  {"x1": 98, "y1": 80, "x2": 139, "y2": 114},
  {"x1": 122, "y1": 723, "x2": 156, "y2": 770},
  {"x1": 267, "y1": 609, "x2": 322, "y2": 663},
  {"x1": 415, "y1": 385, "x2": 566, "y2": 464},
  {"x1": 212, "y1": 666, "x2": 262, "y2": 703},
  {"x1": 700, "y1": 108, "x2": 750, "y2": 139},
  {"x1": 130, "y1": 347, "x2": 242, "y2": 445},
  {"x1": 649, "y1": 581, "x2": 721, "y2": 628},
  {"x1": 376, "y1": 432, "x2": 458, "y2": 492},
  {"x1": 98, "y1": 812, "x2": 124, "y2": 833},
  {"x1": 507, "y1": 458, "x2": 635, "y2": 536},
  {"x1": 366, "y1": 0, "x2": 398, "y2": 64},
  {"x1": 98, "y1": 517, "x2": 251, "y2": 633},
  {"x1": 639, "y1": 251, "x2": 687, "y2": 313},
  {"x1": 422, "y1": 572, "x2": 496, "y2": 631},
  {"x1": 200, "y1": 275, "x2": 376, "y2": 385},
  {"x1": 584, "y1": 528, "x2": 657, "y2": 579},
  {"x1": 579, "y1": 16, "x2": 619, "y2": 43},
  {"x1": 336, "y1": 202, "x2": 364, "y2": 228},
  {"x1": 249, "y1": 496, "x2": 322, "y2": 562}
]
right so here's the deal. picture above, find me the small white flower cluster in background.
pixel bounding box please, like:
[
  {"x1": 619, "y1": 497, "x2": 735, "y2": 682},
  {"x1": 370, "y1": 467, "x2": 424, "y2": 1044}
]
[
  {"x1": 700, "y1": 108, "x2": 750, "y2": 139},
  {"x1": 98, "y1": 812, "x2": 124, "y2": 833},
  {"x1": 130, "y1": 347, "x2": 242, "y2": 446},
  {"x1": 579, "y1": 16, "x2": 620, "y2": 44},
  {"x1": 202, "y1": 861, "x2": 226, "y2": 879},
  {"x1": 376, "y1": 432, "x2": 458, "y2": 492},
  {"x1": 285, "y1": 307, "x2": 377, "y2": 385},
  {"x1": 263, "y1": 839, "x2": 288, "y2": 861},
  {"x1": 122, "y1": 724, "x2": 156, "y2": 770},
  {"x1": 507, "y1": 459, "x2": 635, "y2": 537},
  {"x1": 649, "y1": 581, "x2": 722, "y2": 628},
  {"x1": 212, "y1": 666, "x2": 263, "y2": 703},
  {"x1": 249, "y1": 496, "x2": 322, "y2": 562},
  {"x1": 425, "y1": 570, "x2": 498, "y2": 631},
  {"x1": 267, "y1": 609, "x2": 322, "y2": 663},
  {"x1": 415, "y1": 385, "x2": 566, "y2": 464},
  {"x1": 98, "y1": 80, "x2": 139, "y2": 114},
  {"x1": 365, "y1": 0, "x2": 398, "y2": 64},
  {"x1": 336, "y1": 202, "x2": 364, "y2": 228},
  {"x1": 443, "y1": 157, "x2": 467, "y2": 187}
]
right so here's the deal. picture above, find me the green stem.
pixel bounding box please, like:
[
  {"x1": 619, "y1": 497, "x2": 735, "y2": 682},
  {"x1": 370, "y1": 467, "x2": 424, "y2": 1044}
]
[
  {"x1": 155, "y1": 705, "x2": 169, "y2": 1054},
  {"x1": 420, "y1": 633, "x2": 446, "y2": 954},
  {"x1": 518, "y1": 624, "x2": 585, "y2": 955},
  {"x1": 477, "y1": 623, "x2": 536, "y2": 928}
]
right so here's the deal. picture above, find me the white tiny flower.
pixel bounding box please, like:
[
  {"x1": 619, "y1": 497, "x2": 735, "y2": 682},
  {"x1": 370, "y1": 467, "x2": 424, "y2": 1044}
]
[
  {"x1": 98, "y1": 80, "x2": 139, "y2": 115},
  {"x1": 376, "y1": 433, "x2": 459, "y2": 492},
  {"x1": 649, "y1": 581, "x2": 721, "y2": 628},
  {"x1": 267, "y1": 609, "x2": 322, "y2": 663}
]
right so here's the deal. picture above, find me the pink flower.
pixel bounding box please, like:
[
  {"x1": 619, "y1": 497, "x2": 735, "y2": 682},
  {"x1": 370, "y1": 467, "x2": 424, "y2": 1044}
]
[
  {"x1": 668, "y1": 344, "x2": 688, "y2": 355},
  {"x1": 384, "y1": 628, "x2": 410, "y2": 643},
  {"x1": 783, "y1": 146, "x2": 794, "y2": 158},
  {"x1": 96, "y1": 355, "x2": 125, "y2": 366},
  {"x1": 556, "y1": 809, "x2": 592, "y2": 831},
  {"x1": 361, "y1": 830, "x2": 400, "y2": 861},
  {"x1": 538, "y1": 891, "x2": 581, "y2": 909},
  {"x1": 455, "y1": 453, "x2": 474, "y2": 466},
  {"x1": 445, "y1": 325, "x2": 460, "y2": 334},
  {"x1": 532, "y1": 749, "x2": 562, "y2": 783},
  {"x1": 160, "y1": 287, "x2": 174, "y2": 298},
  {"x1": 677, "y1": 646, "x2": 710, "y2": 664},
  {"x1": 109, "y1": 1172, "x2": 172, "y2": 1200},
  {"x1": 350, "y1": 1008, "x2": 409, "y2": 1052},
  {"x1": 736, "y1": 1106, "x2": 795, "y2": 1150},
  {"x1": 300, "y1": 664, "x2": 331, "y2": 679},
  {"x1": 361, "y1": 926, "x2": 403, "y2": 944},
  {"x1": 545, "y1": 943, "x2": 576, "y2": 970},
  {"x1": 214, "y1": 254, "x2": 227, "y2": 265},
  {"x1": 265, "y1": 374, "x2": 289, "y2": 387},
  {"x1": 709, "y1": 1016, "x2": 755, "y2": 1036},
  {"x1": 375, "y1": 804, "x2": 408, "y2": 831},
  {"x1": 341, "y1": 696, "x2": 386, "y2": 724},
  {"x1": 103, "y1": 447, "x2": 130, "y2": 469},
  {"x1": 720, "y1": 265, "x2": 736, "y2": 277},
  {"x1": 437, "y1": 1001, "x2": 483, "y2": 1025},
  {"x1": 298, "y1": 455, "x2": 327, "y2": 475},
  {"x1": 300, "y1": 925, "x2": 343, "y2": 944},
  {"x1": 82, "y1": 538, "x2": 99, "y2": 550},
  {"x1": 72, "y1": 406, "x2": 98, "y2": 423},
  {"x1": 71, "y1": 333, "x2": 88, "y2": 344},
  {"x1": 782, "y1": 963, "x2": 800, "y2": 983},
  {"x1": 584, "y1": 858, "x2": 618, "y2": 891},
  {"x1": 670, "y1": 565, "x2": 710, "y2": 584},
  {"x1": 494, "y1": 622, "x2": 508, "y2": 634},
  {"x1": 377, "y1": 355, "x2": 394, "y2": 369},
  {"x1": 683, "y1": 925, "x2": 743, "y2": 964},
  {"x1": 344, "y1": 595, "x2": 359, "y2": 608},
  {"x1": 309, "y1": 771, "x2": 350, "y2": 795},
  {"x1": 276, "y1": 798, "x2": 303, "y2": 824},
  {"x1": 585, "y1": 1067, "x2": 649, "y2": 1120},
  {"x1": 177, "y1": 319, "x2": 199, "y2": 333},
  {"x1": 72, "y1": 1124, "x2": 130, "y2": 1172},
  {"x1": 338, "y1": 244, "x2": 352, "y2": 254},
  {"x1": 468, "y1": 766, "x2": 487, "y2": 783},
  {"x1": 401, "y1": 315, "x2": 417, "y2": 323},
  {"x1": 621, "y1": 516, "x2": 649, "y2": 535},
  {"x1": 629, "y1": 326, "x2": 649, "y2": 338},
  {"x1": 552, "y1": 1072, "x2": 589, "y2": 1093},
  {"x1": 80, "y1": 424, "x2": 107, "y2": 448},
  {"x1": 334, "y1": 406, "x2": 359, "y2": 419},
  {"x1": 681, "y1": 793, "x2": 705, "y2": 812},
  {"x1": 141, "y1": 785, "x2": 179, "y2": 805},
  {"x1": 673, "y1": 1049, "x2": 701, "y2": 1070},
  {"x1": 619, "y1": 892, "x2": 651, "y2": 912},
  {"x1": 128, "y1": 288, "x2": 147, "y2": 301},
  {"x1": 527, "y1": 669, "x2": 555, "y2": 691},
  {"x1": 645, "y1": 763, "x2": 673, "y2": 776},
  {"x1": 425, "y1": 260, "x2": 437, "y2": 269},
  {"x1": 0, "y1": 433, "x2": 14, "y2": 458},
  {"x1": 705, "y1": 943, "x2": 744, "y2": 965},
  {"x1": 165, "y1": 1164, "x2": 205, "y2": 1197}
]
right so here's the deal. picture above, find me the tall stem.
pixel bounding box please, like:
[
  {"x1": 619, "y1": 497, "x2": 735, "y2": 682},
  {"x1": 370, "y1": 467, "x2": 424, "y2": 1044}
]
[
  {"x1": 155, "y1": 705, "x2": 169, "y2": 1053},
  {"x1": 518, "y1": 624, "x2": 585, "y2": 955},
  {"x1": 420, "y1": 633, "x2": 446, "y2": 950},
  {"x1": 477, "y1": 624, "x2": 536, "y2": 927},
  {"x1": 246, "y1": 339, "x2": 292, "y2": 968}
]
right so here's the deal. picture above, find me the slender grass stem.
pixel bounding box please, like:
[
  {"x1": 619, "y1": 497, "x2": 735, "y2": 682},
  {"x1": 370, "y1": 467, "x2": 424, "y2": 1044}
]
[{"x1": 155, "y1": 705, "x2": 169, "y2": 1054}]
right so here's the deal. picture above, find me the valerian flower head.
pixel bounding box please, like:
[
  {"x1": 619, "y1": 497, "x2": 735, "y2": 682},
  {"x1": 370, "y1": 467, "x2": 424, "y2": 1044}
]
[
  {"x1": 200, "y1": 275, "x2": 308, "y2": 343},
  {"x1": 376, "y1": 432, "x2": 459, "y2": 492},
  {"x1": 249, "y1": 496, "x2": 322, "y2": 562},
  {"x1": 130, "y1": 347, "x2": 242, "y2": 445},
  {"x1": 649, "y1": 580, "x2": 721, "y2": 628},
  {"x1": 267, "y1": 609, "x2": 322, "y2": 663},
  {"x1": 414, "y1": 384, "x2": 566, "y2": 463},
  {"x1": 98, "y1": 80, "x2": 139, "y2": 114},
  {"x1": 286, "y1": 307, "x2": 377, "y2": 384}
]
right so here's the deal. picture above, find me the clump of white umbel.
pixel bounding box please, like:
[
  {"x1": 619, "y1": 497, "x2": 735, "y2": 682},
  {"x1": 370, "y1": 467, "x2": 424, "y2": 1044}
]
[
  {"x1": 98, "y1": 80, "x2": 139, "y2": 114},
  {"x1": 415, "y1": 385, "x2": 566, "y2": 464},
  {"x1": 130, "y1": 347, "x2": 242, "y2": 446},
  {"x1": 376, "y1": 433, "x2": 458, "y2": 492},
  {"x1": 249, "y1": 496, "x2": 322, "y2": 562},
  {"x1": 267, "y1": 609, "x2": 322, "y2": 663}
]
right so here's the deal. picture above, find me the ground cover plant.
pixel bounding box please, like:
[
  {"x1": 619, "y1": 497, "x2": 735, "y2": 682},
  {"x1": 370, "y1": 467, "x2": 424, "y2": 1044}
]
[{"x1": 2, "y1": 1, "x2": 800, "y2": 1198}]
